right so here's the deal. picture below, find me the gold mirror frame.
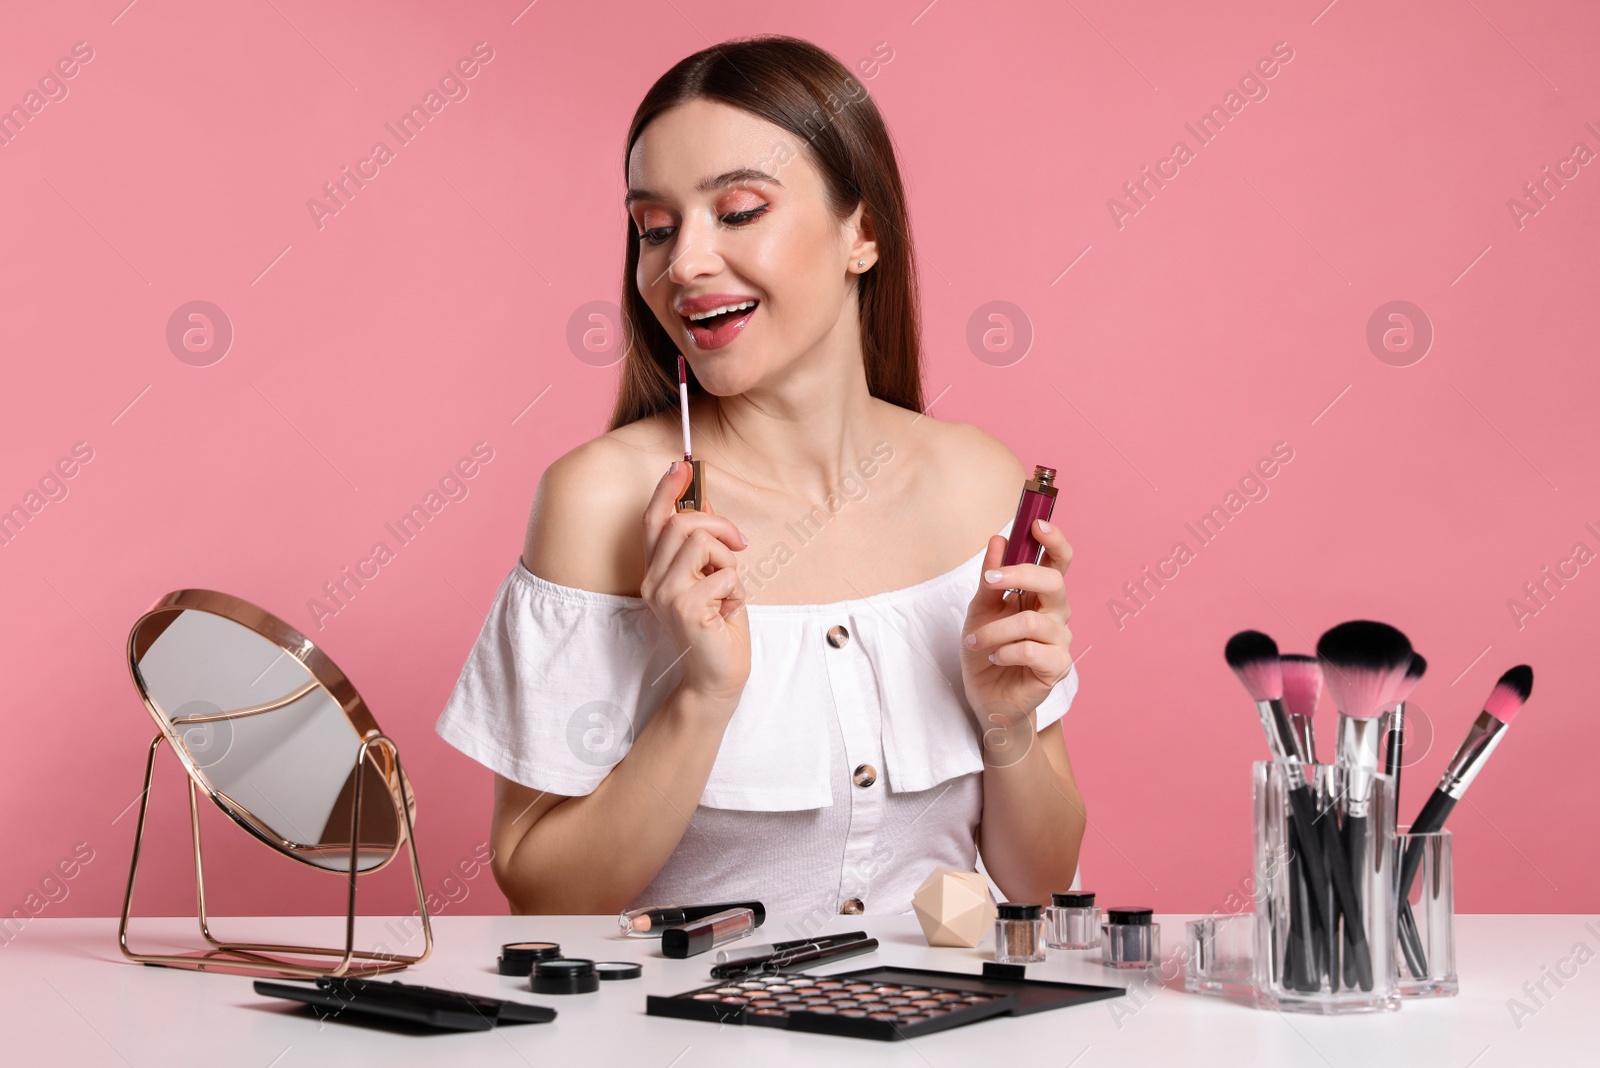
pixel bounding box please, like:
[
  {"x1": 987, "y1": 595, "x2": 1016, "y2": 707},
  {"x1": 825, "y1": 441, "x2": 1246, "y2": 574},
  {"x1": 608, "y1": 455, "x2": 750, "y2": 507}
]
[{"x1": 118, "y1": 589, "x2": 433, "y2": 978}]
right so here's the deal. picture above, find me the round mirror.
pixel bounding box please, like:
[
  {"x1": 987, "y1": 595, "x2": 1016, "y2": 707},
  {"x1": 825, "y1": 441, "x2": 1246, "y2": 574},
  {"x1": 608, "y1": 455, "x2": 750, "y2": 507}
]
[{"x1": 127, "y1": 590, "x2": 412, "y2": 873}]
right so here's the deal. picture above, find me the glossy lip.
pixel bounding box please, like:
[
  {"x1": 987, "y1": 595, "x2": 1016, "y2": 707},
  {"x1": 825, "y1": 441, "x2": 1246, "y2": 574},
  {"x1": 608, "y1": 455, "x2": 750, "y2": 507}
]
[
  {"x1": 683, "y1": 303, "x2": 758, "y2": 351},
  {"x1": 675, "y1": 292, "x2": 761, "y2": 317}
]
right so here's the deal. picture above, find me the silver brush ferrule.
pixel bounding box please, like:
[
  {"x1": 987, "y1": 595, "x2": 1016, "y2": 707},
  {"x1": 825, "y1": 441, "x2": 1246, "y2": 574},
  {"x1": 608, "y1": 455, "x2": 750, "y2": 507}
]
[
  {"x1": 1257, "y1": 698, "x2": 1309, "y2": 789},
  {"x1": 1291, "y1": 714, "x2": 1317, "y2": 765},
  {"x1": 1337, "y1": 714, "x2": 1385, "y2": 817},
  {"x1": 1439, "y1": 710, "x2": 1508, "y2": 800}
]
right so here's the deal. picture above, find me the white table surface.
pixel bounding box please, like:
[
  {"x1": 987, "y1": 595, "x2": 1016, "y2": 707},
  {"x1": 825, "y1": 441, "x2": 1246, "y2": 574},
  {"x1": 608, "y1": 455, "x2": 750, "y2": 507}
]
[{"x1": 4, "y1": 913, "x2": 1594, "y2": 1066}]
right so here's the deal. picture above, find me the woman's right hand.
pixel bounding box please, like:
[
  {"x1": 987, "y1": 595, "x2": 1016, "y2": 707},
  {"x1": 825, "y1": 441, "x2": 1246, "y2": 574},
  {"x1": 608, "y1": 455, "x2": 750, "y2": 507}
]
[{"x1": 641, "y1": 461, "x2": 751, "y2": 707}]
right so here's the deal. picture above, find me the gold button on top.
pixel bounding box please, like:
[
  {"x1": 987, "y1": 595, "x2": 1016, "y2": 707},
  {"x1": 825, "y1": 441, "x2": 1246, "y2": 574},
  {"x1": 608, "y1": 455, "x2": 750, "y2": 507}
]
[
  {"x1": 852, "y1": 764, "x2": 877, "y2": 788},
  {"x1": 826, "y1": 624, "x2": 850, "y2": 648},
  {"x1": 840, "y1": 897, "x2": 865, "y2": 914}
]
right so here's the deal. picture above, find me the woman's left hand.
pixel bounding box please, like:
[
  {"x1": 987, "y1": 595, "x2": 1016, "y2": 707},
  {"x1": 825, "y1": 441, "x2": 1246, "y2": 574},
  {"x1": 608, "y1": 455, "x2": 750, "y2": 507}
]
[{"x1": 959, "y1": 519, "x2": 1074, "y2": 733}]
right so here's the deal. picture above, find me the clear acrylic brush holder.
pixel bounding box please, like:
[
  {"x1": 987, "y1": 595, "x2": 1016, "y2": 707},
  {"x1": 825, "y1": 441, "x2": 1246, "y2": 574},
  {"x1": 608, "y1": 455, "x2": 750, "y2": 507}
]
[
  {"x1": 1396, "y1": 828, "x2": 1458, "y2": 998},
  {"x1": 1252, "y1": 761, "x2": 1399, "y2": 1014}
]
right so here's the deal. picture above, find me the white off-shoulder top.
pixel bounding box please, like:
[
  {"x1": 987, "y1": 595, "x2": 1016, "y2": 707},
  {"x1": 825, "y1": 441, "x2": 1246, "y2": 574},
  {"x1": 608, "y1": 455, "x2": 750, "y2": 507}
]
[{"x1": 435, "y1": 516, "x2": 1079, "y2": 916}]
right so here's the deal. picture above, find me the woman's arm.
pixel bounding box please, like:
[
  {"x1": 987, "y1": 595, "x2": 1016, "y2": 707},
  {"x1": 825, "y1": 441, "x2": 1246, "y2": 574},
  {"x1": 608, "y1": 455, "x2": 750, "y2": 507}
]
[
  {"x1": 486, "y1": 441, "x2": 751, "y2": 913},
  {"x1": 974, "y1": 721, "x2": 1086, "y2": 903},
  {"x1": 489, "y1": 681, "x2": 739, "y2": 914},
  {"x1": 953, "y1": 428, "x2": 1085, "y2": 902}
]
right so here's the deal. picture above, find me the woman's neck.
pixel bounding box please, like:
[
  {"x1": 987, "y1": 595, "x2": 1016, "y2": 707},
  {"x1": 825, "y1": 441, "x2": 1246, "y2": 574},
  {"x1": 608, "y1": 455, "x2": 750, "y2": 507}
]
[{"x1": 694, "y1": 354, "x2": 883, "y2": 505}]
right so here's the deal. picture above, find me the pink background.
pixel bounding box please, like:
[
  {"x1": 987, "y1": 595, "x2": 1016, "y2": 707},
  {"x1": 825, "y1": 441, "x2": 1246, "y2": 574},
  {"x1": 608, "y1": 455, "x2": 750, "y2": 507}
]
[{"x1": 2, "y1": 0, "x2": 1596, "y2": 926}]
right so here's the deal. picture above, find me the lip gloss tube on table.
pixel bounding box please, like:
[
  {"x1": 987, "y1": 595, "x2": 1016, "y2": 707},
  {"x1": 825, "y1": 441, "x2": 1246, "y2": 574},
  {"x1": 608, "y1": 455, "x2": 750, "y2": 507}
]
[{"x1": 661, "y1": 907, "x2": 758, "y2": 959}]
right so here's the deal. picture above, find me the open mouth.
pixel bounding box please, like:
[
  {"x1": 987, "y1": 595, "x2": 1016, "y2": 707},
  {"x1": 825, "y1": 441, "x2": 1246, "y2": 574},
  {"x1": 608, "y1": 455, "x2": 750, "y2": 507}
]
[{"x1": 681, "y1": 299, "x2": 760, "y2": 349}]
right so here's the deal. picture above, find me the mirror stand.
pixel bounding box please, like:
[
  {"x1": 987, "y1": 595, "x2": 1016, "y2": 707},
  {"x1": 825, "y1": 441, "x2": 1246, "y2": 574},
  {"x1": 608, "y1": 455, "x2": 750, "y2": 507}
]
[{"x1": 118, "y1": 731, "x2": 433, "y2": 979}]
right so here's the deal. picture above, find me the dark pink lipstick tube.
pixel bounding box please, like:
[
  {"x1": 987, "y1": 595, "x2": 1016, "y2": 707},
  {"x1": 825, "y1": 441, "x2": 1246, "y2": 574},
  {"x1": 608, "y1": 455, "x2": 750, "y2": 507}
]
[{"x1": 1001, "y1": 465, "x2": 1059, "y2": 592}]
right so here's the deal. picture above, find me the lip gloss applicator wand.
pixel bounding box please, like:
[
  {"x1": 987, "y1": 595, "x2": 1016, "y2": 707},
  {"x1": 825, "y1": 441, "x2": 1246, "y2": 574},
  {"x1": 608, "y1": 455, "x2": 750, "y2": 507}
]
[{"x1": 675, "y1": 353, "x2": 706, "y2": 513}]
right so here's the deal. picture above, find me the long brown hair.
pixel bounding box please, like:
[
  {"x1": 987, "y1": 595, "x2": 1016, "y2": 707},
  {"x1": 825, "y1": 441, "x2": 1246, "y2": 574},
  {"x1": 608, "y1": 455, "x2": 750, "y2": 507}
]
[{"x1": 606, "y1": 34, "x2": 924, "y2": 432}]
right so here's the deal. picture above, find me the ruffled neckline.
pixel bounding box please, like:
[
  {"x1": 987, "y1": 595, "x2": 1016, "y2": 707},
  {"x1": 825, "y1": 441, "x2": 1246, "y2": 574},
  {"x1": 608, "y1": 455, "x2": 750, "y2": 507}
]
[{"x1": 512, "y1": 519, "x2": 1013, "y2": 616}]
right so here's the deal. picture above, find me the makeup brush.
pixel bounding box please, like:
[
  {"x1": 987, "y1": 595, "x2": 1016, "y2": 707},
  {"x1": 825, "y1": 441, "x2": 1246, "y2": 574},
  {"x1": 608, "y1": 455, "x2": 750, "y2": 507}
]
[
  {"x1": 1379, "y1": 652, "x2": 1427, "y2": 982},
  {"x1": 674, "y1": 353, "x2": 706, "y2": 512},
  {"x1": 1280, "y1": 654, "x2": 1323, "y2": 764},
  {"x1": 1224, "y1": 632, "x2": 1339, "y2": 955},
  {"x1": 1385, "y1": 654, "x2": 1427, "y2": 819},
  {"x1": 1225, "y1": 631, "x2": 1303, "y2": 763},
  {"x1": 1397, "y1": 665, "x2": 1534, "y2": 972},
  {"x1": 1403, "y1": 664, "x2": 1532, "y2": 848},
  {"x1": 1317, "y1": 620, "x2": 1413, "y2": 992},
  {"x1": 1278, "y1": 652, "x2": 1327, "y2": 986}
]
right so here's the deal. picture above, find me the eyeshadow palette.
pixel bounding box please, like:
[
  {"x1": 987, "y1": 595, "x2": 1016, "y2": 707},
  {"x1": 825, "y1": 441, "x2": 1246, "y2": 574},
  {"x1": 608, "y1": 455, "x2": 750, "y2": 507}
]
[{"x1": 646, "y1": 964, "x2": 1124, "y2": 1041}]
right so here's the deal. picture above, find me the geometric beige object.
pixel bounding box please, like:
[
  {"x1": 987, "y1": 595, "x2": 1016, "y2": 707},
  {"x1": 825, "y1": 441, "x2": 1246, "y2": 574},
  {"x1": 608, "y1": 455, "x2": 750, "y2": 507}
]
[{"x1": 912, "y1": 866, "x2": 998, "y2": 948}]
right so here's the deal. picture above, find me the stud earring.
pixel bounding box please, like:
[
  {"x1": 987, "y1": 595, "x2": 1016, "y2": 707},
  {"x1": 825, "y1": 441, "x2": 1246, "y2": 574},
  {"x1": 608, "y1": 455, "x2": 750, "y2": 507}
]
[{"x1": 857, "y1": 260, "x2": 866, "y2": 267}]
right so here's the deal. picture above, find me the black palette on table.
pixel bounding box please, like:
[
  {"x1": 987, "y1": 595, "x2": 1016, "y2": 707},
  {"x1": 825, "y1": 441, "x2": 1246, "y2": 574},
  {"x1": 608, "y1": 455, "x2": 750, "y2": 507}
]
[
  {"x1": 254, "y1": 976, "x2": 557, "y2": 1032},
  {"x1": 646, "y1": 964, "x2": 1124, "y2": 1041}
]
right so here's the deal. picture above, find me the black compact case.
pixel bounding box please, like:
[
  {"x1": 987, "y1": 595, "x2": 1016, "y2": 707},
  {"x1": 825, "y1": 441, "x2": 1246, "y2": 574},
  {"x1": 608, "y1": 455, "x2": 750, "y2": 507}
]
[
  {"x1": 254, "y1": 976, "x2": 557, "y2": 1032},
  {"x1": 646, "y1": 964, "x2": 1124, "y2": 1041}
]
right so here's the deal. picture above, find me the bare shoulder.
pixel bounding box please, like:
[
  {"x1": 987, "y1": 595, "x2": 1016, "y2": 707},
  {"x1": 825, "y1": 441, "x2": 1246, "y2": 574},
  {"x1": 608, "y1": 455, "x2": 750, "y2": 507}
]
[
  {"x1": 919, "y1": 417, "x2": 1029, "y2": 538},
  {"x1": 521, "y1": 414, "x2": 675, "y2": 595},
  {"x1": 936, "y1": 420, "x2": 1028, "y2": 483}
]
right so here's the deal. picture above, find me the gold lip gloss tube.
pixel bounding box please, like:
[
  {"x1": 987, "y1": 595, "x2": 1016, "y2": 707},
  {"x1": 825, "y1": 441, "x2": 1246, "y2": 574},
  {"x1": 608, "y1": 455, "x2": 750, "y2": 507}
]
[{"x1": 675, "y1": 458, "x2": 706, "y2": 512}]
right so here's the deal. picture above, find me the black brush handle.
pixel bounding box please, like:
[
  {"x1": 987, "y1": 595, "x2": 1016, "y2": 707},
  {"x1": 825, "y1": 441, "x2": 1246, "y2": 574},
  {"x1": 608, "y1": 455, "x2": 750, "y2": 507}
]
[
  {"x1": 1294, "y1": 854, "x2": 1322, "y2": 990},
  {"x1": 1397, "y1": 896, "x2": 1428, "y2": 979},
  {"x1": 1341, "y1": 815, "x2": 1368, "y2": 990},
  {"x1": 1396, "y1": 788, "x2": 1454, "y2": 977},
  {"x1": 1396, "y1": 789, "x2": 1454, "y2": 974},
  {"x1": 1384, "y1": 714, "x2": 1412, "y2": 977},
  {"x1": 1285, "y1": 782, "x2": 1335, "y2": 933},
  {"x1": 1312, "y1": 772, "x2": 1338, "y2": 990},
  {"x1": 1316, "y1": 795, "x2": 1374, "y2": 990},
  {"x1": 1384, "y1": 717, "x2": 1405, "y2": 807},
  {"x1": 1319, "y1": 871, "x2": 1337, "y2": 989},
  {"x1": 1282, "y1": 830, "x2": 1303, "y2": 988},
  {"x1": 1284, "y1": 820, "x2": 1319, "y2": 991},
  {"x1": 1399, "y1": 788, "x2": 1456, "y2": 898}
]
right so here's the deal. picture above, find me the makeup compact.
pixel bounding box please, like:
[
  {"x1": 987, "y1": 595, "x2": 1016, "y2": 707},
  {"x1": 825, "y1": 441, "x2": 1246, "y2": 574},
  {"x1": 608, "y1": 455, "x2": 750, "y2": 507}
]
[
  {"x1": 531, "y1": 958, "x2": 600, "y2": 995},
  {"x1": 1045, "y1": 891, "x2": 1100, "y2": 950},
  {"x1": 497, "y1": 941, "x2": 561, "y2": 976},
  {"x1": 1101, "y1": 907, "x2": 1160, "y2": 968},
  {"x1": 525, "y1": 957, "x2": 640, "y2": 993},
  {"x1": 648, "y1": 964, "x2": 1124, "y2": 1041}
]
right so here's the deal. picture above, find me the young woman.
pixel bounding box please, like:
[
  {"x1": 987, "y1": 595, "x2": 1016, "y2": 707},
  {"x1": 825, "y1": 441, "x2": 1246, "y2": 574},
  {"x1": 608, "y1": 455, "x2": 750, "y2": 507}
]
[{"x1": 437, "y1": 35, "x2": 1085, "y2": 917}]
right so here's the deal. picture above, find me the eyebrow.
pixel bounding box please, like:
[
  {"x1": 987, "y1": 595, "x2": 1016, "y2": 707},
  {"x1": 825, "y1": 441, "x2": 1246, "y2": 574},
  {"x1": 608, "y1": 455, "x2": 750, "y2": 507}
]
[{"x1": 624, "y1": 167, "x2": 782, "y2": 209}]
